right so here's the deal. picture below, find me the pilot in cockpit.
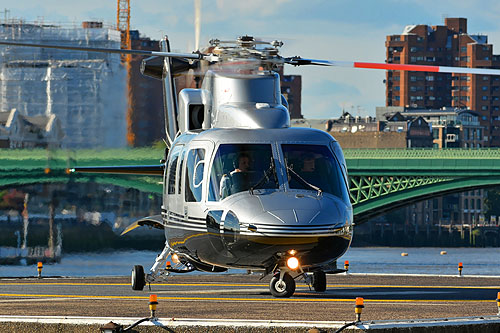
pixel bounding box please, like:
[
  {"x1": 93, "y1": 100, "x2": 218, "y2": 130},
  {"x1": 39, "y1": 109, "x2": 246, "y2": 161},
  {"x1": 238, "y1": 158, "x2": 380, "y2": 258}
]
[
  {"x1": 219, "y1": 153, "x2": 251, "y2": 199},
  {"x1": 298, "y1": 153, "x2": 317, "y2": 184}
]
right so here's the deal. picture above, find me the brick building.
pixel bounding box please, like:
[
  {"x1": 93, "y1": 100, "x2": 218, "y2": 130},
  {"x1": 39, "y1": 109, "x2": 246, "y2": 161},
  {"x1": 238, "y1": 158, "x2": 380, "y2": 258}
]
[{"x1": 386, "y1": 18, "x2": 500, "y2": 146}]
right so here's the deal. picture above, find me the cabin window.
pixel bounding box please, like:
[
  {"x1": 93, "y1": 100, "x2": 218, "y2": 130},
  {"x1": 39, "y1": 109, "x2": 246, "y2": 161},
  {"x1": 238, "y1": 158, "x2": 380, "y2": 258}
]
[
  {"x1": 282, "y1": 144, "x2": 350, "y2": 203},
  {"x1": 178, "y1": 151, "x2": 185, "y2": 194},
  {"x1": 185, "y1": 148, "x2": 206, "y2": 202},
  {"x1": 167, "y1": 145, "x2": 182, "y2": 194},
  {"x1": 208, "y1": 144, "x2": 278, "y2": 201}
]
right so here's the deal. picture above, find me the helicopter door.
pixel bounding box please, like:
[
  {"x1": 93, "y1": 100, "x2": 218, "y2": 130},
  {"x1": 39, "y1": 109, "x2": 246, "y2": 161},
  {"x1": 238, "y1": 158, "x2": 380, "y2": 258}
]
[
  {"x1": 183, "y1": 141, "x2": 213, "y2": 225},
  {"x1": 164, "y1": 144, "x2": 183, "y2": 213}
]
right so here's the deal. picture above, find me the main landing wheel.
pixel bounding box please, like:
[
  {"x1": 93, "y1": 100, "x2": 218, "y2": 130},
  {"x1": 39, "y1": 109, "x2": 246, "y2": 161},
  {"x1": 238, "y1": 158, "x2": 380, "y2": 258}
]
[
  {"x1": 131, "y1": 265, "x2": 145, "y2": 291},
  {"x1": 312, "y1": 271, "x2": 327, "y2": 292},
  {"x1": 269, "y1": 272, "x2": 295, "y2": 297}
]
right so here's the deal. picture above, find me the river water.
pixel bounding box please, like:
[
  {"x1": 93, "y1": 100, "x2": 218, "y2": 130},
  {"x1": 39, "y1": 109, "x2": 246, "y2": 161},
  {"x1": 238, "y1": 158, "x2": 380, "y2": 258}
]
[{"x1": 1, "y1": 247, "x2": 499, "y2": 277}]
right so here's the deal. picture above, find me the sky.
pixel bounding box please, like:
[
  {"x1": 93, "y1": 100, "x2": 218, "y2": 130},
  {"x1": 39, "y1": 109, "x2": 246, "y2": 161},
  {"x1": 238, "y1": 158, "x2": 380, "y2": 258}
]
[{"x1": 1, "y1": 0, "x2": 500, "y2": 119}]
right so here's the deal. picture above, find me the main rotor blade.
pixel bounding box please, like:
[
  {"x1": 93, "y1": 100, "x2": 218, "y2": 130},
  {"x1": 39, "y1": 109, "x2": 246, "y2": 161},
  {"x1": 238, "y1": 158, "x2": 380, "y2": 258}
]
[
  {"x1": 70, "y1": 165, "x2": 164, "y2": 176},
  {"x1": 286, "y1": 57, "x2": 500, "y2": 76},
  {"x1": 0, "y1": 40, "x2": 206, "y2": 60}
]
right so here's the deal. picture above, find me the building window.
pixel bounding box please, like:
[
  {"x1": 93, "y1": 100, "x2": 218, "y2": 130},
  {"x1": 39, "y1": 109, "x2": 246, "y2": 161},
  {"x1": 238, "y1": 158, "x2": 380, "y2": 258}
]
[
  {"x1": 482, "y1": 105, "x2": 489, "y2": 111},
  {"x1": 393, "y1": 36, "x2": 400, "y2": 41},
  {"x1": 482, "y1": 86, "x2": 488, "y2": 91},
  {"x1": 426, "y1": 76, "x2": 434, "y2": 81},
  {"x1": 410, "y1": 76, "x2": 417, "y2": 82},
  {"x1": 461, "y1": 46, "x2": 467, "y2": 52},
  {"x1": 483, "y1": 76, "x2": 489, "y2": 81},
  {"x1": 482, "y1": 95, "x2": 488, "y2": 100}
]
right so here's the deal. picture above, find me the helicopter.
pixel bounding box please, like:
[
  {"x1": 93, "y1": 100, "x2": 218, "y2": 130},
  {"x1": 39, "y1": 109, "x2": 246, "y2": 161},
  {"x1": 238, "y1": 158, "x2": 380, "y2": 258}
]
[{"x1": 2, "y1": 35, "x2": 500, "y2": 298}]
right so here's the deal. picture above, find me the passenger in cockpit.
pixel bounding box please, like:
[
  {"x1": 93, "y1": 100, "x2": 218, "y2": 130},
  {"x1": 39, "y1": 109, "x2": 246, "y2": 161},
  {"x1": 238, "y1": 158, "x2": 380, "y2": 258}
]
[{"x1": 220, "y1": 153, "x2": 251, "y2": 199}]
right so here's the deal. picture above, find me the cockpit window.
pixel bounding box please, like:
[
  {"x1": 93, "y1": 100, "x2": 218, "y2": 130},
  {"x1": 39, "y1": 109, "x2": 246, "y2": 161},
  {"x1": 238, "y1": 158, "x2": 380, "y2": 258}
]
[
  {"x1": 282, "y1": 144, "x2": 350, "y2": 203},
  {"x1": 208, "y1": 144, "x2": 278, "y2": 201}
]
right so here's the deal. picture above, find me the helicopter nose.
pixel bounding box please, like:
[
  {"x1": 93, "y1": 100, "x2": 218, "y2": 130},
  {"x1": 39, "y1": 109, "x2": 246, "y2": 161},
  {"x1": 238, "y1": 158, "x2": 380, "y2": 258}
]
[{"x1": 252, "y1": 192, "x2": 349, "y2": 228}]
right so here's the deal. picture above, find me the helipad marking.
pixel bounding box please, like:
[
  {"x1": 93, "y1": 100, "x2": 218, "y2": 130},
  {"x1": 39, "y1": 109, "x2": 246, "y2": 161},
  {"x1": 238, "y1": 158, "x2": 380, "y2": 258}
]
[
  {"x1": 0, "y1": 293, "x2": 495, "y2": 303},
  {"x1": 0, "y1": 282, "x2": 498, "y2": 290}
]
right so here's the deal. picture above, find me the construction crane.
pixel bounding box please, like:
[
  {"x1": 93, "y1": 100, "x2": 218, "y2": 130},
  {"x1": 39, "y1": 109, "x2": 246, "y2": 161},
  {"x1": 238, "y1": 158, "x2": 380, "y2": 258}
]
[
  {"x1": 117, "y1": 0, "x2": 131, "y2": 62},
  {"x1": 117, "y1": 0, "x2": 135, "y2": 146}
]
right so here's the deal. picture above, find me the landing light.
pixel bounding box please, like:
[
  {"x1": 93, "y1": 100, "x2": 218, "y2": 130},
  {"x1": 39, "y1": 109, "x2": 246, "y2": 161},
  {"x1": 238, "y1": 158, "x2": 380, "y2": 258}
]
[
  {"x1": 172, "y1": 253, "x2": 180, "y2": 263},
  {"x1": 286, "y1": 257, "x2": 299, "y2": 270}
]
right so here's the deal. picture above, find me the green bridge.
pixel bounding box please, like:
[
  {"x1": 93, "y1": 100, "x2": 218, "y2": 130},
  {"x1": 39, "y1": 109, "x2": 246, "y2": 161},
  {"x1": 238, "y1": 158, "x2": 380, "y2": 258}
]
[{"x1": 2, "y1": 148, "x2": 500, "y2": 223}]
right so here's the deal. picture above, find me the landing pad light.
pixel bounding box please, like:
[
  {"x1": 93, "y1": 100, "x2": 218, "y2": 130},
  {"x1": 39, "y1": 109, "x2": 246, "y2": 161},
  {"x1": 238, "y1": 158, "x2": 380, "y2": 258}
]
[
  {"x1": 166, "y1": 261, "x2": 171, "y2": 269},
  {"x1": 286, "y1": 257, "x2": 299, "y2": 270},
  {"x1": 355, "y1": 297, "x2": 364, "y2": 321},
  {"x1": 458, "y1": 262, "x2": 463, "y2": 276},
  {"x1": 37, "y1": 262, "x2": 43, "y2": 279},
  {"x1": 496, "y1": 292, "x2": 500, "y2": 315},
  {"x1": 149, "y1": 294, "x2": 158, "y2": 318}
]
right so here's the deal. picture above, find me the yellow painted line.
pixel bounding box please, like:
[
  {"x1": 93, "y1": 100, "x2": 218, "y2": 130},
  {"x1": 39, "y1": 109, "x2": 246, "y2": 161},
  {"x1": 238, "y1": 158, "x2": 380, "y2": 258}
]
[
  {"x1": 0, "y1": 283, "x2": 129, "y2": 286},
  {"x1": 326, "y1": 284, "x2": 500, "y2": 290},
  {"x1": 0, "y1": 293, "x2": 495, "y2": 303},
  {"x1": 0, "y1": 282, "x2": 498, "y2": 290}
]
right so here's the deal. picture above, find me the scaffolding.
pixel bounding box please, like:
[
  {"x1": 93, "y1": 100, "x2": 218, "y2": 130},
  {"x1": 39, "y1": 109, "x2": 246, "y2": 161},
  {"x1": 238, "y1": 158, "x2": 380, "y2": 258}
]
[{"x1": 0, "y1": 20, "x2": 127, "y2": 148}]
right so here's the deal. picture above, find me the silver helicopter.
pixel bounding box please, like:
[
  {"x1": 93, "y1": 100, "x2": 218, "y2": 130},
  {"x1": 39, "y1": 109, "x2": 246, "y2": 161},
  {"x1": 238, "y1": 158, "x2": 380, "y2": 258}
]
[
  {"x1": 129, "y1": 35, "x2": 353, "y2": 298},
  {"x1": 3, "y1": 35, "x2": 500, "y2": 297}
]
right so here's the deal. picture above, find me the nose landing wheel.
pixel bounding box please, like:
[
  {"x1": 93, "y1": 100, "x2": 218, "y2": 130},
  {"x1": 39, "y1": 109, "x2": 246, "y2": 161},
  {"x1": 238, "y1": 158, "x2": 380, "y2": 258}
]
[
  {"x1": 131, "y1": 265, "x2": 146, "y2": 290},
  {"x1": 269, "y1": 272, "x2": 295, "y2": 297},
  {"x1": 312, "y1": 271, "x2": 327, "y2": 292}
]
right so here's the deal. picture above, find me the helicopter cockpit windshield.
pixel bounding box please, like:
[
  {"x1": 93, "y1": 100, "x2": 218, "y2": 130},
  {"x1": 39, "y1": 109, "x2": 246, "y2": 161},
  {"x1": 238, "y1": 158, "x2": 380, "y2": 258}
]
[
  {"x1": 282, "y1": 144, "x2": 350, "y2": 204},
  {"x1": 209, "y1": 144, "x2": 278, "y2": 201}
]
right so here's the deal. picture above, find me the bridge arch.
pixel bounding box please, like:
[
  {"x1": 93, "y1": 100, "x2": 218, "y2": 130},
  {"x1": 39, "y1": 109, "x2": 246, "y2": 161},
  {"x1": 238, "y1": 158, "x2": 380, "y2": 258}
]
[
  {"x1": 345, "y1": 148, "x2": 500, "y2": 224},
  {"x1": 351, "y1": 176, "x2": 500, "y2": 223}
]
